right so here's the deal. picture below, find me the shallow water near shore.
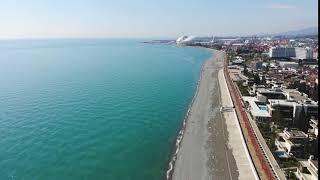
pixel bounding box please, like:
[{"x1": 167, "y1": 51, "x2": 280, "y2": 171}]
[{"x1": 0, "y1": 39, "x2": 211, "y2": 179}]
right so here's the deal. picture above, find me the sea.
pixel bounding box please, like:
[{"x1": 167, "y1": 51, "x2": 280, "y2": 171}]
[{"x1": 0, "y1": 39, "x2": 212, "y2": 180}]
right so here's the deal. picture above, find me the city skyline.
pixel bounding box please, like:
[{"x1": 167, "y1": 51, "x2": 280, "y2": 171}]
[{"x1": 0, "y1": 0, "x2": 318, "y2": 39}]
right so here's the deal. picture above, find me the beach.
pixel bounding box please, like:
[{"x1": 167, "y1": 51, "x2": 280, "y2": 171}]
[
  {"x1": 170, "y1": 49, "x2": 237, "y2": 180},
  {"x1": 170, "y1": 49, "x2": 257, "y2": 180}
]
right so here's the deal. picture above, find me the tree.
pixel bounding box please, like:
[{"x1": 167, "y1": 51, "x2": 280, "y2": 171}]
[
  {"x1": 310, "y1": 137, "x2": 319, "y2": 158},
  {"x1": 265, "y1": 64, "x2": 270, "y2": 73},
  {"x1": 272, "y1": 109, "x2": 284, "y2": 128},
  {"x1": 295, "y1": 105, "x2": 310, "y2": 132},
  {"x1": 261, "y1": 75, "x2": 266, "y2": 84},
  {"x1": 253, "y1": 74, "x2": 261, "y2": 84},
  {"x1": 243, "y1": 65, "x2": 249, "y2": 76}
]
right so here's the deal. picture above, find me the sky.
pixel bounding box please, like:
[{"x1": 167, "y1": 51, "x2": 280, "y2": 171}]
[{"x1": 0, "y1": 0, "x2": 318, "y2": 39}]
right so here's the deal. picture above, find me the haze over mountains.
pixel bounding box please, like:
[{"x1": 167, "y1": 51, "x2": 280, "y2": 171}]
[
  {"x1": 176, "y1": 27, "x2": 318, "y2": 40},
  {"x1": 256, "y1": 27, "x2": 318, "y2": 37},
  {"x1": 274, "y1": 27, "x2": 318, "y2": 36}
]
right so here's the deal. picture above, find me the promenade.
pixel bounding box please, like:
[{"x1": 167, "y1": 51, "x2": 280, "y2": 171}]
[
  {"x1": 218, "y1": 69, "x2": 258, "y2": 180},
  {"x1": 223, "y1": 52, "x2": 278, "y2": 180}
]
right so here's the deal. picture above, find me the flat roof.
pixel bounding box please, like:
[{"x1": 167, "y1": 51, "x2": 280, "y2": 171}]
[
  {"x1": 257, "y1": 88, "x2": 284, "y2": 94},
  {"x1": 310, "y1": 119, "x2": 318, "y2": 125},
  {"x1": 287, "y1": 91, "x2": 308, "y2": 102},
  {"x1": 311, "y1": 160, "x2": 318, "y2": 169},
  {"x1": 284, "y1": 130, "x2": 308, "y2": 138},
  {"x1": 269, "y1": 99, "x2": 318, "y2": 107},
  {"x1": 269, "y1": 99, "x2": 297, "y2": 106},
  {"x1": 243, "y1": 96, "x2": 271, "y2": 118},
  {"x1": 279, "y1": 62, "x2": 298, "y2": 65}
]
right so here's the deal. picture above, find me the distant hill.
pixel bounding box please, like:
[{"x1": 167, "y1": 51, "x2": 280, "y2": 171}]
[
  {"x1": 273, "y1": 27, "x2": 318, "y2": 36},
  {"x1": 255, "y1": 27, "x2": 318, "y2": 37}
]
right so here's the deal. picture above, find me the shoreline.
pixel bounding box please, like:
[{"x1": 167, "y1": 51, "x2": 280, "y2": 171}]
[
  {"x1": 165, "y1": 49, "x2": 207, "y2": 180},
  {"x1": 166, "y1": 48, "x2": 239, "y2": 180}
]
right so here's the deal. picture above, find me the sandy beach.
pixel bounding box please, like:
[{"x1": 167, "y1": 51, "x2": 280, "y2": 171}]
[
  {"x1": 170, "y1": 49, "x2": 237, "y2": 180},
  {"x1": 170, "y1": 49, "x2": 257, "y2": 180}
]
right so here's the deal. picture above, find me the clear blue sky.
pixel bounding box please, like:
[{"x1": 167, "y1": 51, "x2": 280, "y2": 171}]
[{"x1": 0, "y1": 0, "x2": 318, "y2": 38}]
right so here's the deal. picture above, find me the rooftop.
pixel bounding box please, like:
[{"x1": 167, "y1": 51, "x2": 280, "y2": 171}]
[
  {"x1": 284, "y1": 129, "x2": 308, "y2": 139},
  {"x1": 311, "y1": 160, "x2": 318, "y2": 170},
  {"x1": 286, "y1": 91, "x2": 308, "y2": 102},
  {"x1": 310, "y1": 118, "x2": 318, "y2": 125},
  {"x1": 257, "y1": 88, "x2": 284, "y2": 94},
  {"x1": 243, "y1": 96, "x2": 272, "y2": 118},
  {"x1": 269, "y1": 99, "x2": 297, "y2": 106}
]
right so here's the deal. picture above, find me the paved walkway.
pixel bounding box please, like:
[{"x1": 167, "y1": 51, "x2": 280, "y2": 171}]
[{"x1": 218, "y1": 69, "x2": 258, "y2": 180}]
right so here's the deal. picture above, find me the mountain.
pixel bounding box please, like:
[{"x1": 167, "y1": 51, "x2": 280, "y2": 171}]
[
  {"x1": 274, "y1": 27, "x2": 318, "y2": 36},
  {"x1": 254, "y1": 27, "x2": 318, "y2": 37}
]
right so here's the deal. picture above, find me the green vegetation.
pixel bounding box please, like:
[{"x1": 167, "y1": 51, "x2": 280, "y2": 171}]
[
  {"x1": 271, "y1": 109, "x2": 285, "y2": 128},
  {"x1": 244, "y1": 58, "x2": 252, "y2": 66},
  {"x1": 235, "y1": 81, "x2": 250, "y2": 96},
  {"x1": 253, "y1": 74, "x2": 260, "y2": 84},
  {"x1": 276, "y1": 157, "x2": 299, "y2": 168},
  {"x1": 258, "y1": 123, "x2": 277, "y2": 152},
  {"x1": 285, "y1": 169, "x2": 298, "y2": 180}
]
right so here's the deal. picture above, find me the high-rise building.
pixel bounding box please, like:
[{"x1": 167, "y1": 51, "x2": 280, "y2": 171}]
[
  {"x1": 295, "y1": 47, "x2": 313, "y2": 60},
  {"x1": 269, "y1": 47, "x2": 296, "y2": 58},
  {"x1": 269, "y1": 46, "x2": 314, "y2": 59}
]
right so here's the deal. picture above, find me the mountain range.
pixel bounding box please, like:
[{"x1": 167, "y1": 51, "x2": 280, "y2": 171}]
[
  {"x1": 255, "y1": 27, "x2": 318, "y2": 37},
  {"x1": 274, "y1": 27, "x2": 318, "y2": 36}
]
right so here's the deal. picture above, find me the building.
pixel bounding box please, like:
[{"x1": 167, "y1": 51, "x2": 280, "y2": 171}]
[
  {"x1": 269, "y1": 46, "x2": 314, "y2": 60},
  {"x1": 251, "y1": 60, "x2": 263, "y2": 70},
  {"x1": 269, "y1": 98, "x2": 318, "y2": 129},
  {"x1": 275, "y1": 129, "x2": 308, "y2": 157},
  {"x1": 269, "y1": 47, "x2": 296, "y2": 58},
  {"x1": 256, "y1": 87, "x2": 286, "y2": 100},
  {"x1": 313, "y1": 49, "x2": 318, "y2": 60},
  {"x1": 243, "y1": 96, "x2": 272, "y2": 123},
  {"x1": 231, "y1": 56, "x2": 245, "y2": 65},
  {"x1": 278, "y1": 61, "x2": 299, "y2": 68},
  {"x1": 295, "y1": 47, "x2": 314, "y2": 60},
  {"x1": 308, "y1": 118, "x2": 318, "y2": 138},
  {"x1": 295, "y1": 156, "x2": 318, "y2": 180},
  {"x1": 252, "y1": 88, "x2": 318, "y2": 129}
]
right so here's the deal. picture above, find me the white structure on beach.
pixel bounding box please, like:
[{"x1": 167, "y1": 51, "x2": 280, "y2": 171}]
[{"x1": 176, "y1": 36, "x2": 214, "y2": 45}]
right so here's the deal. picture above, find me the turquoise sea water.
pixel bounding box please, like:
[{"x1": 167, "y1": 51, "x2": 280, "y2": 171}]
[{"x1": 0, "y1": 39, "x2": 212, "y2": 180}]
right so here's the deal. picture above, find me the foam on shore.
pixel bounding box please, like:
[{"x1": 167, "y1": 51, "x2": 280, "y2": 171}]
[{"x1": 166, "y1": 60, "x2": 205, "y2": 180}]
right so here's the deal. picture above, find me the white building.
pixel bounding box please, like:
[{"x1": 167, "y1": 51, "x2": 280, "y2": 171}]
[
  {"x1": 232, "y1": 56, "x2": 245, "y2": 64},
  {"x1": 252, "y1": 88, "x2": 318, "y2": 127},
  {"x1": 295, "y1": 47, "x2": 314, "y2": 60},
  {"x1": 313, "y1": 50, "x2": 318, "y2": 60},
  {"x1": 268, "y1": 98, "x2": 318, "y2": 127},
  {"x1": 295, "y1": 156, "x2": 318, "y2": 180},
  {"x1": 243, "y1": 96, "x2": 272, "y2": 123},
  {"x1": 278, "y1": 62, "x2": 299, "y2": 68},
  {"x1": 275, "y1": 129, "x2": 308, "y2": 157},
  {"x1": 269, "y1": 46, "x2": 314, "y2": 59},
  {"x1": 308, "y1": 118, "x2": 318, "y2": 137}
]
